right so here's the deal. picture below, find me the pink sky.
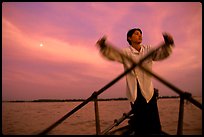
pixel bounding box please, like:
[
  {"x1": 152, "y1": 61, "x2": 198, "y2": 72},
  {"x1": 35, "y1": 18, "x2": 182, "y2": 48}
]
[{"x1": 2, "y1": 2, "x2": 202, "y2": 101}]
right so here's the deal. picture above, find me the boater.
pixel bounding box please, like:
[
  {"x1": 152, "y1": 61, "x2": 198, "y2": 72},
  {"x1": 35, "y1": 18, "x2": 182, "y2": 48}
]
[{"x1": 96, "y1": 28, "x2": 174, "y2": 135}]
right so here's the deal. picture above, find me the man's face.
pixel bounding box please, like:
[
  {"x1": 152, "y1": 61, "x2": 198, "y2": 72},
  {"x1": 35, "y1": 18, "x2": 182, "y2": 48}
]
[{"x1": 129, "y1": 30, "x2": 142, "y2": 45}]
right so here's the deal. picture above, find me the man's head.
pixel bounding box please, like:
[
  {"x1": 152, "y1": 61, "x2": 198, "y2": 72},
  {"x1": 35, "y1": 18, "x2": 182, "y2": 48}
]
[{"x1": 127, "y1": 28, "x2": 142, "y2": 45}]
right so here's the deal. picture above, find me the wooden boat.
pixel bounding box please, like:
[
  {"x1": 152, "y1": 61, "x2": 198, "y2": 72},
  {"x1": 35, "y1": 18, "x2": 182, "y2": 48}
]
[
  {"x1": 38, "y1": 39, "x2": 202, "y2": 135},
  {"x1": 107, "y1": 125, "x2": 169, "y2": 135}
]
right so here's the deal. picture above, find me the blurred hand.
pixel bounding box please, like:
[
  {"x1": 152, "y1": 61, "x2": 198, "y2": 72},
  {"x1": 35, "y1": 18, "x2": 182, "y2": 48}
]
[
  {"x1": 96, "y1": 36, "x2": 107, "y2": 49},
  {"x1": 162, "y1": 32, "x2": 174, "y2": 46}
]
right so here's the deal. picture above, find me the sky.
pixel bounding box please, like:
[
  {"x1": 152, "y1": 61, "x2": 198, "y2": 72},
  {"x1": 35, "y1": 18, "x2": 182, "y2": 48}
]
[{"x1": 2, "y1": 2, "x2": 202, "y2": 101}]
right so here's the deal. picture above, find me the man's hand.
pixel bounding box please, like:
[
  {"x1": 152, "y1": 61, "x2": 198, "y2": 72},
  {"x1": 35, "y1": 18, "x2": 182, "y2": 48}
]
[
  {"x1": 162, "y1": 32, "x2": 174, "y2": 46},
  {"x1": 96, "y1": 36, "x2": 107, "y2": 49}
]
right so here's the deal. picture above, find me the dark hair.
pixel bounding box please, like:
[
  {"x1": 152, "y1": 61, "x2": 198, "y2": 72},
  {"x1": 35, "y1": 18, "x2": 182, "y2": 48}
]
[{"x1": 127, "y1": 28, "x2": 142, "y2": 45}]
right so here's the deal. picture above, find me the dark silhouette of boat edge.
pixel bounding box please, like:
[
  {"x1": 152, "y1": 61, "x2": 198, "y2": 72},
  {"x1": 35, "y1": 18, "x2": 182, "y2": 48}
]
[{"x1": 107, "y1": 125, "x2": 169, "y2": 135}]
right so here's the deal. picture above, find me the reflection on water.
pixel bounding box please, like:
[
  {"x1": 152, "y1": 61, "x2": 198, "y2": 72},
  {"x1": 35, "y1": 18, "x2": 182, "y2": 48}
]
[{"x1": 2, "y1": 97, "x2": 202, "y2": 135}]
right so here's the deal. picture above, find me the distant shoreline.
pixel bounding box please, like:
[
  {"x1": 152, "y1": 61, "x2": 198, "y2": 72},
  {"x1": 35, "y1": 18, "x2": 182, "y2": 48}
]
[{"x1": 2, "y1": 96, "x2": 184, "y2": 102}]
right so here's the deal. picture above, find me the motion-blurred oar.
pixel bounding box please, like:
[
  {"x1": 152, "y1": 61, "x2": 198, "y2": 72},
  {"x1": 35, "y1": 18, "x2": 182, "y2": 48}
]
[{"x1": 38, "y1": 37, "x2": 167, "y2": 135}]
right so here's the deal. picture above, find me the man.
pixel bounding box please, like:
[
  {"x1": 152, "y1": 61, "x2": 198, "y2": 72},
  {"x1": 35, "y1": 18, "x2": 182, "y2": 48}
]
[{"x1": 96, "y1": 28, "x2": 174, "y2": 134}]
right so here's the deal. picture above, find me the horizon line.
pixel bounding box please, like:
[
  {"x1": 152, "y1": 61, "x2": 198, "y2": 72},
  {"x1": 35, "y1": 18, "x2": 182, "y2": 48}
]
[{"x1": 3, "y1": 95, "x2": 203, "y2": 102}]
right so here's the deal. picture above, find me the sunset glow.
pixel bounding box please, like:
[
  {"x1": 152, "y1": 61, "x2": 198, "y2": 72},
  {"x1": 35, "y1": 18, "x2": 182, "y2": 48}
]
[
  {"x1": 2, "y1": 2, "x2": 202, "y2": 101},
  {"x1": 40, "y1": 43, "x2": 43, "y2": 47}
]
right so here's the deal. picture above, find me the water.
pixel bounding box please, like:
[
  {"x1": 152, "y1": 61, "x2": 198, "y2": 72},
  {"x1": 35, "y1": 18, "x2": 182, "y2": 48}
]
[{"x1": 2, "y1": 97, "x2": 202, "y2": 135}]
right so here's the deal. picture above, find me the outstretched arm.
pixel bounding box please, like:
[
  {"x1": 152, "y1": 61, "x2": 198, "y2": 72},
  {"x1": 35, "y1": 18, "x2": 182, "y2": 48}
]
[
  {"x1": 152, "y1": 32, "x2": 174, "y2": 61},
  {"x1": 96, "y1": 36, "x2": 124, "y2": 63}
]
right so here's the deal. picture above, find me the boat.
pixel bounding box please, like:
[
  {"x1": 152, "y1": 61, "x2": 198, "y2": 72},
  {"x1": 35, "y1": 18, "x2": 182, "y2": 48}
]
[
  {"x1": 107, "y1": 125, "x2": 169, "y2": 135},
  {"x1": 38, "y1": 42, "x2": 202, "y2": 135}
]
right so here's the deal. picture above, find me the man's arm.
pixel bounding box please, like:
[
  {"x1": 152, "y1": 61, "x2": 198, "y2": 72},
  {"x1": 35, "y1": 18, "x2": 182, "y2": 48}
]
[
  {"x1": 96, "y1": 36, "x2": 124, "y2": 63},
  {"x1": 152, "y1": 32, "x2": 174, "y2": 61}
]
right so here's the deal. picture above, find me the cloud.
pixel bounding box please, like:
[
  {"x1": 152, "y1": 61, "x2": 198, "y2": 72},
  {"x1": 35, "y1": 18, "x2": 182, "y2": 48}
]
[
  {"x1": 2, "y1": 2, "x2": 202, "y2": 100},
  {"x1": 2, "y1": 16, "x2": 124, "y2": 100}
]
